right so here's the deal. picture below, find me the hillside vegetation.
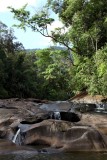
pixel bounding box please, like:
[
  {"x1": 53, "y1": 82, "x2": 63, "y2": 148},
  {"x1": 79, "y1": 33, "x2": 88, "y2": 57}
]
[{"x1": 0, "y1": 0, "x2": 107, "y2": 100}]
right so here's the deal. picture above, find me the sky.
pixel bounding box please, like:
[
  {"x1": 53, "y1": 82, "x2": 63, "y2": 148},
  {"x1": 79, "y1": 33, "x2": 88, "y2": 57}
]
[{"x1": 0, "y1": 0, "x2": 63, "y2": 49}]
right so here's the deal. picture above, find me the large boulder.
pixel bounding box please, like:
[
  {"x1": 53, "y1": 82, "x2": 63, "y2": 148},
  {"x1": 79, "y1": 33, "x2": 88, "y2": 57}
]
[
  {"x1": 21, "y1": 112, "x2": 51, "y2": 124},
  {"x1": 21, "y1": 110, "x2": 81, "y2": 124},
  {"x1": 0, "y1": 98, "x2": 43, "y2": 141},
  {"x1": 77, "y1": 113, "x2": 107, "y2": 137},
  {"x1": 21, "y1": 119, "x2": 107, "y2": 151}
]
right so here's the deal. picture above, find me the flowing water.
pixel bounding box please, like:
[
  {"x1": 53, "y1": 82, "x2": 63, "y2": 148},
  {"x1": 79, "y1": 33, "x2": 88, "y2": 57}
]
[
  {"x1": 95, "y1": 103, "x2": 107, "y2": 113},
  {"x1": 0, "y1": 151, "x2": 107, "y2": 160},
  {"x1": 12, "y1": 129, "x2": 21, "y2": 144},
  {"x1": 53, "y1": 111, "x2": 61, "y2": 120}
]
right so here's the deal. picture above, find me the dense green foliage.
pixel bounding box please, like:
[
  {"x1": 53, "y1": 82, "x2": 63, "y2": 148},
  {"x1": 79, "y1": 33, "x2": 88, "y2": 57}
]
[
  {"x1": 0, "y1": 22, "x2": 38, "y2": 98},
  {"x1": 35, "y1": 48, "x2": 72, "y2": 99},
  {"x1": 48, "y1": 0, "x2": 107, "y2": 56},
  {"x1": 0, "y1": 21, "x2": 72, "y2": 99},
  {"x1": 0, "y1": 0, "x2": 107, "y2": 99}
]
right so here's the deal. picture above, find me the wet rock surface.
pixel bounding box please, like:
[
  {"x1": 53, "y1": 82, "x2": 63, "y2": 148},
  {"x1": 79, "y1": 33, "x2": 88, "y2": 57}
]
[
  {"x1": 21, "y1": 119, "x2": 107, "y2": 151},
  {"x1": 0, "y1": 98, "x2": 107, "y2": 152},
  {"x1": 0, "y1": 139, "x2": 38, "y2": 154}
]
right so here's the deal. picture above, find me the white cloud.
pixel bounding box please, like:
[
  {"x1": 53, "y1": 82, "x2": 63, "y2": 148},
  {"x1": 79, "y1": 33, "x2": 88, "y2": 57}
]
[
  {"x1": 48, "y1": 20, "x2": 63, "y2": 31},
  {"x1": 47, "y1": 20, "x2": 68, "y2": 34},
  {"x1": 0, "y1": 0, "x2": 38, "y2": 12}
]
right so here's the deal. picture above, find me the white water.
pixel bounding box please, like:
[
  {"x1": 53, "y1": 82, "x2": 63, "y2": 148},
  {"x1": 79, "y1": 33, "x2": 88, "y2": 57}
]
[
  {"x1": 12, "y1": 128, "x2": 21, "y2": 144},
  {"x1": 54, "y1": 112, "x2": 61, "y2": 120},
  {"x1": 96, "y1": 104, "x2": 105, "y2": 112}
]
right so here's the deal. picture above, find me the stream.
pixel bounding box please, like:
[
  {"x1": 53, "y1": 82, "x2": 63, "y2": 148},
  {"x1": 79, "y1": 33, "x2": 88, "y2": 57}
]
[
  {"x1": 0, "y1": 151, "x2": 107, "y2": 160},
  {"x1": 0, "y1": 99, "x2": 107, "y2": 159}
]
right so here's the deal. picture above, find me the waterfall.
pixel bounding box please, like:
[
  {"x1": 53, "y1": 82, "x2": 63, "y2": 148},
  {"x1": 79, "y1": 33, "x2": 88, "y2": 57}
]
[
  {"x1": 54, "y1": 112, "x2": 61, "y2": 120},
  {"x1": 95, "y1": 104, "x2": 105, "y2": 113},
  {"x1": 12, "y1": 128, "x2": 21, "y2": 144}
]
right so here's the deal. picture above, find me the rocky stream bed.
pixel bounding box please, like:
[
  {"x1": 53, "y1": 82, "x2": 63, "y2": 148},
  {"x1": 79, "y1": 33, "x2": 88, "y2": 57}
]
[{"x1": 0, "y1": 97, "x2": 107, "y2": 154}]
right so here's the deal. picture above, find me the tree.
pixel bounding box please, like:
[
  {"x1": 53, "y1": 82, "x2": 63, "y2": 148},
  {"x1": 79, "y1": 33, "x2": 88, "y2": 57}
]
[
  {"x1": 0, "y1": 50, "x2": 8, "y2": 98},
  {"x1": 35, "y1": 48, "x2": 72, "y2": 100},
  {"x1": 9, "y1": 0, "x2": 107, "y2": 57},
  {"x1": 0, "y1": 21, "x2": 24, "y2": 55},
  {"x1": 47, "y1": 0, "x2": 107, "y2": 95},
  {"x1": 9, "y1": 1, "x2": 107, "y2": 96},
  {"x1": 0, "y1": 21, "x2": 38, "y2": 98},
  {"x1": 47, "y1": 0, "x2": 107, "y2": 57},
  {"x1": 8, "y1": 5, "x2": 74, "y2": 65}
]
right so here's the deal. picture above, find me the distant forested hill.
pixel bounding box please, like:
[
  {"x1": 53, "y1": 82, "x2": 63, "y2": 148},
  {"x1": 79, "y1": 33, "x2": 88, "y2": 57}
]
[{"x1": 26, "y1": 46, "x2": 67, "y2": 53}]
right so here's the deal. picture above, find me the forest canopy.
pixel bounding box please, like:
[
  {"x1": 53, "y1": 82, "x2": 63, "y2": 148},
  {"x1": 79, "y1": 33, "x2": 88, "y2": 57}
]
[{"x1": 0, "y1": 0, "x2": 107, "y2": 99}]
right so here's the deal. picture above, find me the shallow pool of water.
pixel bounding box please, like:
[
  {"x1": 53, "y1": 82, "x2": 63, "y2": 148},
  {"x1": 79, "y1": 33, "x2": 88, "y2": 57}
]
[{"x1": 0, "y1": 152, "x2": 107, "y2": 160}]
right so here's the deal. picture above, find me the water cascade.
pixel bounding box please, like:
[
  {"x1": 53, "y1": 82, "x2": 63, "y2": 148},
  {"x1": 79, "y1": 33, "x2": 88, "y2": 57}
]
[
  {"x1": 53, "y1": 112, "x2": 61, "y2": 120},
  {"x1": 95, "y1": 104, "x2": 105, "y2": 113},
  {"x1": 12, "y1": 128, "x2": 21, "y2": 144}
]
